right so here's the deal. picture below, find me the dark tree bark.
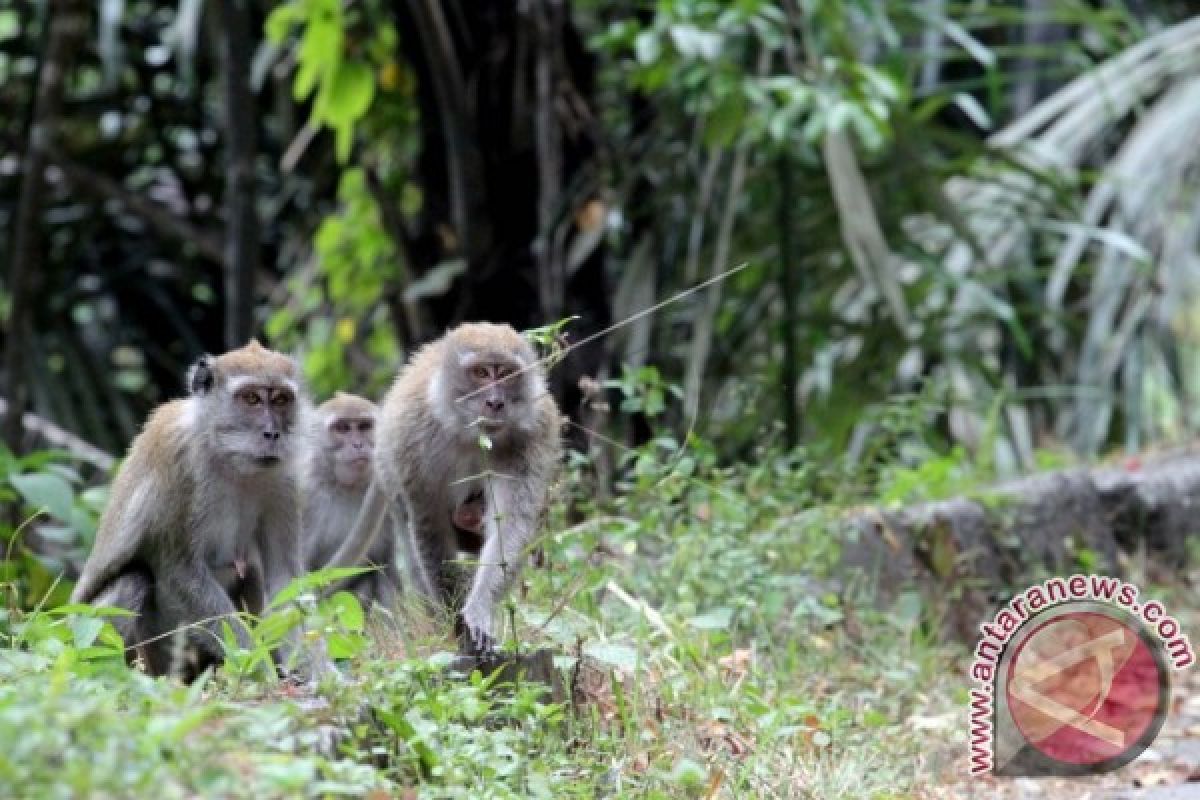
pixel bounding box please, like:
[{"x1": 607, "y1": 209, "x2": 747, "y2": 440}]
[
  {"x1": 215, "y1": 0, "x2": 260, "y2": 349},
  {"x1": 49, "y1": 148, "x2": 225, "y2": 263},
  {"x1": 389, "y1": 0, "x2": 611, "y2": 413},
  {"x1": 3, "y1": 0, "x2": 88, "y2": 452}
]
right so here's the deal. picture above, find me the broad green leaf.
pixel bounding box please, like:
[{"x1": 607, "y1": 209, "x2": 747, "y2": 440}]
[
  {"x1": 327, "y1": 630, "x2": 367, "y2": 659},
  {"x1": 327, "y1": 590, "x2": 365, "y2": 631},
  {"x1": 584, "y1": 642, "x2": 638, "y2": 671},
  {"x1": 326, "y1": 60, "x2": 376, "y2": 124},
  {"x1": 69, "y1": 617, "x2": 105, "y2": 648},
  {"x1": 11, "y1": 472, "x2": 74, "y2": 522}
]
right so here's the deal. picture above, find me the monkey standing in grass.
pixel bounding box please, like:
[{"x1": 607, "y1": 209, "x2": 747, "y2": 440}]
[
  {"x1": 72, "y1": 341, "x2": 309, "y2": 680},
  {"x1": 325, "y1": 323, "x2": 562, "y2": 654}
]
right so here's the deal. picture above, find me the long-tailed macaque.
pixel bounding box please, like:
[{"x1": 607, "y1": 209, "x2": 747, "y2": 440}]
[
  {"x1": 327, "y1": 323, "x2": 562, "y2": 654},
  {"x1": 301, "y1": 393, "x2": 401, "y2": 610},
  {"x1": 71, "y1": 342, "x2": 308, "y2": 679}
]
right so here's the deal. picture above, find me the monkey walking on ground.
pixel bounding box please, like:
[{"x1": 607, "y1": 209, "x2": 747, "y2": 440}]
[
  {"x1": 72, "y1": 342, "x2": 311, "y2": 680},
  {"x1": 326, "y1": 322, "x2": 562, "y2": 655},
  {"x1": 301, "y1": 393, "x2": 403, "y2": 611}
]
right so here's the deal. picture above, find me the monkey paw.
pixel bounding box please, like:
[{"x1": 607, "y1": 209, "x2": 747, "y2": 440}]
[{"x1": 454, "y1": 611, "x2": 496, "y2": 657}]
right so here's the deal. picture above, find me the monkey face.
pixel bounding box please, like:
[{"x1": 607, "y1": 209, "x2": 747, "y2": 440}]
[
  {"x1": 213, "y1": 379, "x2": 300, "y2": 469},
  {"x1": 188, "y1": 342, "x2": 305, "y2": 473},
  {"x1": 327, "y1": 414, "x2": 375, "y2": 487},
  {"x1": 455, "y1": 354, "x2": 531, "y2": 434}
]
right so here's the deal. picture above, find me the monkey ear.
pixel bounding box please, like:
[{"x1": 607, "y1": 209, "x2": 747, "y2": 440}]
[{"x1": 187, "y1": 355, "x2": 215, "y2": 395}]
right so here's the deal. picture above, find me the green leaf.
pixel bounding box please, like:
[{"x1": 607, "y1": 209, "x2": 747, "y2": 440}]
[
  {"x1": 11, "y1": 472, "x2": 74, "y2": 522},
  {"x1": 69, "y1": 617, "x2": 105, "y2": 648},
  {"x1": 79, "y1": 486, "x2": 109, "y2": 514},
  {"x1": 633, "y1": 30, "x2": 659, "y2": 65},
  {"x1": 300, "y1": 16, "x2": 341, "y2": 75},
  {"x1": 376, "y1": 709, "x2": 440, "y2": 771},
  {"x1": 327, "y1": 630, "x2": 367, "y2": 659},
  {"x1": 668, "y1": 24, "x2": 721, "y2": 60},
  {"x1": 670, "y1": 757, "x2": 707, "y2": 789},
  {"x1": 584, "y1": 642, "x2": 638, "y2": 671},
  {"x1": 42, "y1": 463, "x2": 81, "y2": 484},
  {"x1": 334, "y1": 120, "x2": 353, "y2": 163},
  {"x1": 706, "y1": 91, "x2": 745, "y2": 148},
  {"x1": 268, "y1": 566, "x2": 371, "y2": 609},
  {"x1": 686, "y1": 607, "x2": 732, "y2": 630},
  {"x1": 327, "y1": 590, "x2": 365, "y2": 631},
  {"x1": 402, "y1": 258, "x2": 467, "y2": 302},
  {"x1": 264, "y1": 5, "x2": 301, "y2": 44},
  {"x1": 34, "y1": 525, "x2": 76, "y2": 544},
  {"x1": 325, "y1": 60, "x2": 375, "y2": 124},
  {"x1": 294, "y1": 58, "x2": 321, "y2": 101}
]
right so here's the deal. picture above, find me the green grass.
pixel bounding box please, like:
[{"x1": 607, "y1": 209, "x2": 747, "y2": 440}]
[{"x1": 0, "y1": 441, "x2": 1001, "y2": 798}]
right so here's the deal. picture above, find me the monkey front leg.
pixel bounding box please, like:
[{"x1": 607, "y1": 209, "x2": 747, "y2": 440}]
[
  {"x1": 259, "y1": 514, "x2": 313, "y2": 675},
  {"x1": 458, "y1": 480, "x2": 537, "y2": 655}
]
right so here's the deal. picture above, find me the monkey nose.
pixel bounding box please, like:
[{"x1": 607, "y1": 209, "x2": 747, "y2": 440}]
[
  {"x1": 485, "y1": 399, "x2": 505, "y2": 412},
  {"x1": 263, "y1": 430, "x2": 281, "y2": 442}
]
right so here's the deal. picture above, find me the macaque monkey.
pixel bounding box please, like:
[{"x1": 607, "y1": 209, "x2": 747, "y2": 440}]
[
  {"x1": 452, "y1": 489, "x2": 486, "y2": 554},
  {"x1": 327, "y1": 323, "x2": 562, "y2": 655},
  {"x1": 302, "y1": 393, "x2": 401, "y2": 610},
  {"x1": 71, "y1": 342, "x2": 308, "y2": 680}
]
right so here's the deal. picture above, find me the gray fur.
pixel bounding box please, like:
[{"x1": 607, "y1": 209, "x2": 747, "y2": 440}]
[
  {"x1": 300, "y1": 394, "x2": 401, "y2": 611},
  {"x1": 71, "y1": 342, "x2": 307, "y2": 680},
  {"x1": 327, "y1": 323, "x2": 562, "y2": 654}
]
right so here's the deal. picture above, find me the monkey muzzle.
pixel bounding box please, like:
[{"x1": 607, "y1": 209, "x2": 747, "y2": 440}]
[{"x1": 474, "y1": 409, "x2": 509, "y2": 432}]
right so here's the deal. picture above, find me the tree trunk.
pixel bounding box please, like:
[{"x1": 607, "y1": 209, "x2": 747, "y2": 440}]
[
  {"x1": 216, "y1": 0, "x2": 259, "y2": 349},
  {"x1": 3, "y1": 0, "x2": 88, "y2": 452},
  {"x1": 390, "y1": 0, "x2": 610, "y2": 415}
]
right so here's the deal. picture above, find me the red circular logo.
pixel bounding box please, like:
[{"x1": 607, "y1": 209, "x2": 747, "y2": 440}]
[{"x1": 1006, "y1": 610, "x2": 1164, "y2": 766}]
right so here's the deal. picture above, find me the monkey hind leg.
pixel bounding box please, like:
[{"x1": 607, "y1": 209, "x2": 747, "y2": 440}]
[
  {"x1": 91, "y1": 570, "x2": 218, "y2": 681},
  {"x1": 89, "y1": 569, "x2": 163, "y2": 671},
  {"x1": 364, "y1": 566, "x2": 401, "y2": 613}
]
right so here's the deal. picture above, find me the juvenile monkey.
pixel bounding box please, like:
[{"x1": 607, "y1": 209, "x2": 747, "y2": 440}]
[
  {"x1": 71, "y1": 341, "x2": 308, "y2": 679},
  {"x1": 327, "y1": 323, "x2": 562, "y2": 654},
  {"x1": 452, "y1": 489, "x2": 487, "y2": 554},
  {"x1": 301, "y1": 393, "x2": 401, "y2": 610}
]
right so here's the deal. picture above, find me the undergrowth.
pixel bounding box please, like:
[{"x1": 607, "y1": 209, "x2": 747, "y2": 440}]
[{"x1": 0, "y1": 404, "x2": 1035, "y2": 798}]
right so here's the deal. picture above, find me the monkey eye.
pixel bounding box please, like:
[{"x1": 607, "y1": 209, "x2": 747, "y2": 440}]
[
  {"x1": 358, "y1": 421, "x2": 374, "y2": 433},
  {"x1": 271, "y1": 392, "x2": 293, "y2": 408},
  {"x1": 239, "y1": 390, "x2": 262, "y2": 407},
  {"x1": 333, "y1": 420, "x2": 351, "y2": 434},
  {"x1": 470, "y1": 365, "x2": 490, "y2": 381}
]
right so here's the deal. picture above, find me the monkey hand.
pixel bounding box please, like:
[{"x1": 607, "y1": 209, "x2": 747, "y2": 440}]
[{"x1": 455, "y1": 606, "x2": 496, "y2": 657}]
